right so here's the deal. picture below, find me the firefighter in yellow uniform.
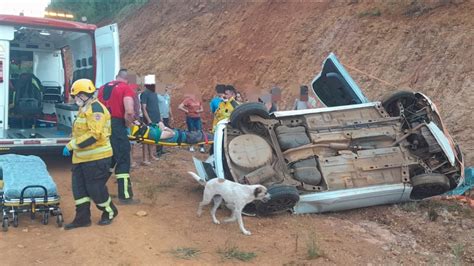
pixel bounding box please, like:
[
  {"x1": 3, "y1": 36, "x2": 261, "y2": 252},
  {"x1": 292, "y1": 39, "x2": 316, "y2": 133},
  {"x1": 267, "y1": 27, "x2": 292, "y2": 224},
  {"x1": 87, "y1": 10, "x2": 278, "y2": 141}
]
[
  {"x1": 63, "y1": 79, "x2": 118, "y2": 230},
  {"x1": 212, "y1": 85, "x2": 240, "y2": 132}
]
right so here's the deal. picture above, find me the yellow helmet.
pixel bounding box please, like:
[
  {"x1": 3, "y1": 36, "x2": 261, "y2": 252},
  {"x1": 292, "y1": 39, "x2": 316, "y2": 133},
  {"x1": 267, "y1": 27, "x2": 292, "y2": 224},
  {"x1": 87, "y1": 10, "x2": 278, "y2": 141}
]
[{"x1": 71, "y1": 79, "x2": 96, "y2": 96}]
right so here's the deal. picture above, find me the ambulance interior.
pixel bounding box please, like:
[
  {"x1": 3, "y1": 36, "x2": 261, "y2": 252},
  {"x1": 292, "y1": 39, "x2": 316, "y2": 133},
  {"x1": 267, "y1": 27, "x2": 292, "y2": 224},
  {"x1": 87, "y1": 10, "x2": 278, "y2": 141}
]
[{"x1": 7, "y1": 26, "x2": 92, "y2": 138}]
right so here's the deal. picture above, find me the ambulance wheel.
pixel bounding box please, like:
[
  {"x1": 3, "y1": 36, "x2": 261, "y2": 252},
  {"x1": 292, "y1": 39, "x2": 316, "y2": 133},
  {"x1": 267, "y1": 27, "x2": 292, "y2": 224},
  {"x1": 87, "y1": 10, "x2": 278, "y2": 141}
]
[
  {"x1": 12, "y1": 214, "x2": 18, "y2": 228},
  {"x1": 56, "y1": 214, "x2": 64, "y2": 227},
  {"x1": 42, "y1": 213, "x2": 49, "y2": 225},
  {"x1": 2, "y1": 218, "x2": 8, "y2": 232}
]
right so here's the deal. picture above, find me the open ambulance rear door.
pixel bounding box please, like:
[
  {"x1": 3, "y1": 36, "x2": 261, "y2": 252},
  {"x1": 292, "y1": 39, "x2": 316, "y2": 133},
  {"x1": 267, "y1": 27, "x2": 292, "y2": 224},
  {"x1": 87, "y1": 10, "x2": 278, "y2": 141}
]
[{"x1": 94, "y1": 23, "x2": 120, "y2": 88}]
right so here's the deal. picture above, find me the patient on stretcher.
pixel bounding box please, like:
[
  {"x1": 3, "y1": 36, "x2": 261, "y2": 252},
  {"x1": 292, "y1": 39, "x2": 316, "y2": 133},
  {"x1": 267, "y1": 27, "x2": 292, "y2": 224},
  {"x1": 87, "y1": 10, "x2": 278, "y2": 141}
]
[{"x1": 129, "y1": 121, "x2": 213, "y2": 145}]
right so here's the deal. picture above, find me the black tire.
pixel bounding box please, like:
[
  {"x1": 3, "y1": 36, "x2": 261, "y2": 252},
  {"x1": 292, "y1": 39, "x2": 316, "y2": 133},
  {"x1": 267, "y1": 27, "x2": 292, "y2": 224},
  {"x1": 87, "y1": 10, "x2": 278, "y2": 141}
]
[
  {"x1": 381, "y1": 91, "x2": 417, "y2": 117},
  {"x1": 42, "y1": 213, "x2": 49, "y2": 225},
  {"x1": 2, "y1": 218, "x2": 8, "y2": 232},
  {"x1": 410, "y1": 173, "x2": 450, "y2": 200},
  {"x1": 255, "y1": 185, "x2": 300, "y2": 216},
  {"x1": 230, "y1": 102, "x2": 270, "y2": 134},
  {"x1": 12, "y1": 214, "x2": 18, "y2": 228},
  {"x1": 56, "y1": 214, "x2": 64, "y2": 227}
]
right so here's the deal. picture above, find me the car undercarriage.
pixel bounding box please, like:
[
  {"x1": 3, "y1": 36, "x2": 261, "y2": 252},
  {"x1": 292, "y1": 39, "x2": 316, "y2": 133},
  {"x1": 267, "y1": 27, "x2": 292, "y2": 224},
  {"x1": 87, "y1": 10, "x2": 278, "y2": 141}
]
[{"x1": 221, "y1": 92, "x2": 463, "y2": 215}]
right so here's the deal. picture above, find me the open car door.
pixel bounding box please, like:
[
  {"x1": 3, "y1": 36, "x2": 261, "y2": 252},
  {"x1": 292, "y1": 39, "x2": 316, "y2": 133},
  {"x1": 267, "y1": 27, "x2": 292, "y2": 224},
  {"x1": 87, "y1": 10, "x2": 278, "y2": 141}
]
[
  {"x1": 311, "y1": 53, "x2": 368, "y2": 107},
  {"x1": 95, "y1": 23, "x2": 120, "y2": 88}
]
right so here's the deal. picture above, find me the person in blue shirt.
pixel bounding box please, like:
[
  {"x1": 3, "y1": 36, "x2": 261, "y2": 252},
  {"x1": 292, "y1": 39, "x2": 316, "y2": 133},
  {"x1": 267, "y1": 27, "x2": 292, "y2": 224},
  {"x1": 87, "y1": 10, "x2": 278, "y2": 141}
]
[
  {"x1": 210, "y1": 84, "x2": 226, "y2": 114},
  {"x1": 157, "y1": 85, "x2": 172, "y2": 127}
]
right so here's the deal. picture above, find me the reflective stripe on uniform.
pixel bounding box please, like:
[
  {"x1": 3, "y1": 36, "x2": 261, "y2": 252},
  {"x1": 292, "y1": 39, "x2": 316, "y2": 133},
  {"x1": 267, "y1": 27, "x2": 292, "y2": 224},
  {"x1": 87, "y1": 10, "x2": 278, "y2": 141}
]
[
  {"x1": 67, "y1": 139, "x2": 78, "y2": 150},
  {"x1": 75, "y1": 144, "x2": 112, "y2": 157},
  {"x1": 75, "y1": 196, "x2": 91, "y2": 205},
  {"x1": 75, "y1": 117, "x2": 87, "y2": 124},
  {"x1": 116, "y1": 173, "x2": 131, "y2": 199},
  {"x1": 116, "y1": 173, "x2": 130, "y2": 179},
  {"x1": 123, "y1": 178, "x2": 130, "y2": 199},
  {"x1": 97, "y1": 197, "x2": 114, "y2": 219}
]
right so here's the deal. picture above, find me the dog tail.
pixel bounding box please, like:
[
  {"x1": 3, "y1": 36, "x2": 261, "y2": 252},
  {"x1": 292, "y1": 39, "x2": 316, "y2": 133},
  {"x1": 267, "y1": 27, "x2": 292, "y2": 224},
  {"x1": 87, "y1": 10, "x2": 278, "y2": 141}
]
[{"x1": 187, "y1": 171, "x2": 207, "y2": 186}]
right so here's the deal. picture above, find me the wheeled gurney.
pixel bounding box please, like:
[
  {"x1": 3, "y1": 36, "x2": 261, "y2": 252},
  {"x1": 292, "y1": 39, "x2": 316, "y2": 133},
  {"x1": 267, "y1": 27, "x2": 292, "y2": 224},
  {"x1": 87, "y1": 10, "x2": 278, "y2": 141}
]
[{"x1": 0, "y1": 154, "x2": 63, "y2": 231}]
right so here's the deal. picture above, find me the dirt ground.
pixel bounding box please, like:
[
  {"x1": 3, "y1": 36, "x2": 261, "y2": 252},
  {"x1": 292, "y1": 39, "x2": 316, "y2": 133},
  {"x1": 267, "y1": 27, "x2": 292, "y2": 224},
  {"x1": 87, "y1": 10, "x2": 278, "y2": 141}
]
[{"x1": 1, "y1": 148, "x2": 472, "y2": 265}]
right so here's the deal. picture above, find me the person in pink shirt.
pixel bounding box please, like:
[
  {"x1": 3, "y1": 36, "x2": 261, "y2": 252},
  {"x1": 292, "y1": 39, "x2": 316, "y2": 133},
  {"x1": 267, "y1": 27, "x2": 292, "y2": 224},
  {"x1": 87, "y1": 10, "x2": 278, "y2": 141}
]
[{"x1": 178, "y1": 93, "x2": 205, "y2": 153}]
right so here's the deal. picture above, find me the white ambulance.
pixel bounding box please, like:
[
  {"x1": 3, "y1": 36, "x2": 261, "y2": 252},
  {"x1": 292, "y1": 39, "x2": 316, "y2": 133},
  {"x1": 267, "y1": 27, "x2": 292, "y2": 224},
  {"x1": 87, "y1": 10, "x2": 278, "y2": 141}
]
[{"x1": 0, "y1": 15, "x2": 119, "y2": 152}]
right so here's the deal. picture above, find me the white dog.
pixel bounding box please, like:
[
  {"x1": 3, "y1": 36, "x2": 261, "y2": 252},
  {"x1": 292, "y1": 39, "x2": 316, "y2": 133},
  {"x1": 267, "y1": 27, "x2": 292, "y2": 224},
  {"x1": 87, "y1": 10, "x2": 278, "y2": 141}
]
[{"x1": 188, "y1": 171, "x2": 270, "y2": 236}]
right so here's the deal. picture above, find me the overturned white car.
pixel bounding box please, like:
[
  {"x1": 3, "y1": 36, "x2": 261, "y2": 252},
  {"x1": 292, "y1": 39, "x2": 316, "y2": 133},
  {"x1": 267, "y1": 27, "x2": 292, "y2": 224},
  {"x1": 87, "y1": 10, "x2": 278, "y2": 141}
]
[{"x1": 194, "y1": 53, "x2": 464, "y2": 215}]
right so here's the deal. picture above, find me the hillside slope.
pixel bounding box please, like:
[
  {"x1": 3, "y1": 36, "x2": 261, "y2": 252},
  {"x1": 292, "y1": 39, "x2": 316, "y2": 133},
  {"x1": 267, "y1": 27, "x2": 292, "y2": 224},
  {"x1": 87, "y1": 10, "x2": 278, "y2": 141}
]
[{"x1": 119, "y1": 0, "x2": 473, "y2": 165}]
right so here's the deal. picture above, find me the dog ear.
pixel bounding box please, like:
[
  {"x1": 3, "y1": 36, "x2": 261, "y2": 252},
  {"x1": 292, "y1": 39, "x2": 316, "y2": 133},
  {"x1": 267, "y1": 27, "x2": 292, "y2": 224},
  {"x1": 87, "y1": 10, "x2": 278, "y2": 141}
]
[{"x1": 254, "y1": 187, "x2": 262, "y2": 198}]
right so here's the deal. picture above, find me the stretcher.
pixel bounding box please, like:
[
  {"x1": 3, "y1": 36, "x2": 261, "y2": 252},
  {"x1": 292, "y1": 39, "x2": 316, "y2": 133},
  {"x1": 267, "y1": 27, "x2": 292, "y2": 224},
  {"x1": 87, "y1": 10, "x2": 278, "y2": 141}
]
[
  {"x1": 128, "y1": 123, "x2": 214, "y2": 147},
  {"x1": 0, "y1": 154, "x2": 63, "y2": 231}
]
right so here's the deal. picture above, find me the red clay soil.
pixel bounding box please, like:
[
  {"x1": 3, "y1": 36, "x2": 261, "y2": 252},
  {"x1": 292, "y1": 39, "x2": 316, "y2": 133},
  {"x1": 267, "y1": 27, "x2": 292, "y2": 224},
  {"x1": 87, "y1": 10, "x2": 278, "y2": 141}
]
[
  {"x1": 1, "y1": 151, "x2": 472, "y2": 265},
  {"x1": 119, "y1": 0, "x2": 474, "y2": 165}
]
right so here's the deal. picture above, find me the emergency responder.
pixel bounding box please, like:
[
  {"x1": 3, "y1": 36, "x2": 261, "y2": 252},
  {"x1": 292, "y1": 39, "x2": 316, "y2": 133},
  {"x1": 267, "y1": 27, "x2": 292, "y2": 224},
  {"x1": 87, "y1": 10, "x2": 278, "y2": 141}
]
[
  {"x1": 63, "y1": 79, "x2": 118, "y2": 230},
  {"x1": 98, "y1": 69, "x2": 140, "y2": 204},
  {"x1": 212, "y1": 85, "x2": 240, "y2": 132}
]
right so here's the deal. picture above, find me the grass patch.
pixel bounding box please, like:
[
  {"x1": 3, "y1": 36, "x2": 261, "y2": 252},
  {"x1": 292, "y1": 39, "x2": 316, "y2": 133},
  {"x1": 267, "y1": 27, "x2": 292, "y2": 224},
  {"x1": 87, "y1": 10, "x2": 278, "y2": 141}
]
[
  {"x1": 451, "y1": 243, "x2": 464, "y2": 265},
  {"x1": 172, "y1": 247, "x2": 200, "y2": 260},
  {"x1": 399, "y1": 201, "x2": 420, "y2": 212},
  {"x1": 399, "y1": 200, "x2": 473, "y2": 219},
  {"x1": 306, "y1": 233, "x2": 323, "y2": 260},
  {"x1": 358, "y1": 8, "x2": 381, "y2": 18},
  {"x1": 218, "y1": 246, "x2": 257, "y2": 262}
]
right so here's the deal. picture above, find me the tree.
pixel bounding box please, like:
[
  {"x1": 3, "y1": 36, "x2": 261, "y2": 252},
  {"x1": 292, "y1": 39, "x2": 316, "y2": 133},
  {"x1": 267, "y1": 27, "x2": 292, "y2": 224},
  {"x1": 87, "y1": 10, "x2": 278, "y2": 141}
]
[{"x1": 47, "y1": 0, "x2": 148, "y2": 23}]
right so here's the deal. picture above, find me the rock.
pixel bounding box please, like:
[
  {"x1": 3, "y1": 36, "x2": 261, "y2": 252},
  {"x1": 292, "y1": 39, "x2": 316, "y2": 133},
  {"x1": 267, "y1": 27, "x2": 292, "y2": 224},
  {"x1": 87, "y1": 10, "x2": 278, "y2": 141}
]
[
  {"x1": 382, "y1": 246, "x2": 390, "y2": 251},
  {"x1": 461, "y1": 219, "x2": 474, "y2": 229},
  {"x1": 17, "y1": 244, "x2": 25, "y2": 248},
  {"x1": 136, "y1": 211, "x2": 148, "y2": 217},
  {"x1": 22, "y1": 228, "x2": 28, "y2": 233}
]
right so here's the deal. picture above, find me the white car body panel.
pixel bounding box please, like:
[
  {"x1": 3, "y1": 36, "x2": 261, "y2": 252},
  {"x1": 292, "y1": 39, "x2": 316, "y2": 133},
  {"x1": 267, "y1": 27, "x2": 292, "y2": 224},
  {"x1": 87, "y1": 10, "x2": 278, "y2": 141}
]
[
  {"x1": 294, "y1": 184, "x2": 412, "y2": 214},
  {"x1": 426, "y1": 122, "x2": 456, "y2": 166},
  {"x1": 273, "y1": 102, "x2": 378, "y2": 118},
  {"x1": 213, "y1": 120, "x2": 227, "y2": 179}
]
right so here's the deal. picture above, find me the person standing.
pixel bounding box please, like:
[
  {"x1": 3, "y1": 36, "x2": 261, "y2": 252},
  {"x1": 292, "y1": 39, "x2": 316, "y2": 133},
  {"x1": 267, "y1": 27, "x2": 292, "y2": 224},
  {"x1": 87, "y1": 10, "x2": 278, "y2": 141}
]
[
  {"x1": 98, "y1": 69, "x2": 139, "y2": 205},
  {"x1": 212, "y1": 85, "x2": 240, "y2": 131},
  {"x1": 157, "y1": 85, "x2": 172, "y2": 127},
  {"x1": 63, "y1": 79, "x2": 118, "y2": 229},
  {"x1": 140, "y1": 75, "x2": 161, "y2": 161},
  {"x1": 129, "y1": 83, "x2": 144, "y2": 168},
  {"x1": 210, "y1": 84, "x2": 225, "y2": 115},
  {"x1": 294, "y1": 85, "x2": 310, "y2": 110},
  {"x1": 235, "y1": 91, "x2": 244, "y2": 103},
  {"x1": 178, "y1": 92, "x2": 205, "y2": 153},
  {"x1": 156, "y1": 85, "x2": 172, "y2": 156}
]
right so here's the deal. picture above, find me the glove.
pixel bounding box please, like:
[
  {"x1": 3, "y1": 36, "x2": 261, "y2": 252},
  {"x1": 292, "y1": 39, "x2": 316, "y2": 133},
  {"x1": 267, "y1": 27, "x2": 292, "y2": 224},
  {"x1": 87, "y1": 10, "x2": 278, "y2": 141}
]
[{"x1": 62, "y1": 146, "x2": 71, "y2": 157}]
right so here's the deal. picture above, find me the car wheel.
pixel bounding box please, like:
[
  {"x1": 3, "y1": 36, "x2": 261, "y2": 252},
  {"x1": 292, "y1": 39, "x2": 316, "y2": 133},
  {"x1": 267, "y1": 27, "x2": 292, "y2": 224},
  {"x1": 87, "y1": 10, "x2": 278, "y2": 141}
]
[
  {"x1": 255, "y1": 185, "x2": 300, "y2": 216},
  {"x1": 410, "y1": 173, "x2": 450, "y2": 200},
  {"x1": 230, "y1": 102, "x2": 270, "y2": 134},
  {"x1": 381, "y1": 91, "x2": 417, "y2": 117}
]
